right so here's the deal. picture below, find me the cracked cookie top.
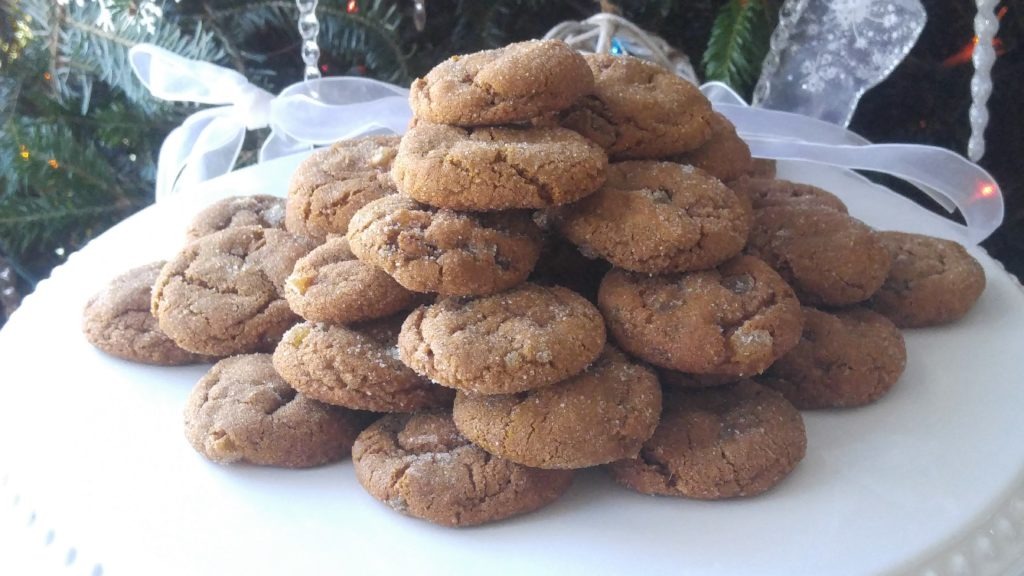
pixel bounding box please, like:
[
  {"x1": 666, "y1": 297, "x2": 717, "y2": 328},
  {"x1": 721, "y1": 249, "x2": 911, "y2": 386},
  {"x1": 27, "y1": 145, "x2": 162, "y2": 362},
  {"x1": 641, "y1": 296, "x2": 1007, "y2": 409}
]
[
  {"x1": 392, "y1": 122, "x2": 608, "y2": 211},
  {"x1": 409, "y1": 39, "x2": 594, "y2": 127},
  {"x1": 185, "y1": 195, "x2": 287, "y2": 241},
  {"x1": 399, "y1": 283, "x2": 606, "y2": 395},
  {"x1": 607, "y1": 379, "x2": 806, "y2": 499},
  {"x1": 346, "y1": 195, "x2": 543, "y2": 297},
  {"x1": 184, "y1": 354, "x2": 368, "y2": 468},
  {"x1": 598, "y1": 256, "x2": 803, "y2": 376},
  {"x1": 556, "y1": 161, "x2": 751, "y2": 274},
  {"x1": 352, "y1": 411, "x2": 574, "y2": 527},
  {"x1": 561, "y1": 53, "x2": 713, "y2": 160},
  {"x1": 452, "y1": 346, "x2": 661, "y2": 469},
  {"x1": 152, "y1": 226, "x2": 315, "y2": 356}
]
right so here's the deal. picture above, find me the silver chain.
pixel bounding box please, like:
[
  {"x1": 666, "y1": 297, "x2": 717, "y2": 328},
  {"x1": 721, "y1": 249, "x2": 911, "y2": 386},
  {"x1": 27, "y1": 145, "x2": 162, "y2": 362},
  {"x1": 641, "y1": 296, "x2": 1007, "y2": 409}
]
[{"x1": 295, "y1": 0, "x2": 321, "y2": 81}]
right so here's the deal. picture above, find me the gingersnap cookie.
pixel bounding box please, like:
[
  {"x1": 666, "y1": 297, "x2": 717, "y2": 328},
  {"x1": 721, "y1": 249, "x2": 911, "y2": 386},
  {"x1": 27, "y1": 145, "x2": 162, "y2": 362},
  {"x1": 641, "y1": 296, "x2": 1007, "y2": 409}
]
[
  {"x1": 453, "y1": 346, "x2": 661, "y2": 469},
  {"x1": 399, "y1": 283, "x2": 606, "y2": 394},
  {"x1": 560, "y1": 53, "x2": 712, "y2": 160},
  {"x1": 353, "y1": 411, "x2": 574, "y2": 527},
  {"x1": 347, "y1": 195, "x2": 542, "y2": 297},
  {"x1": 273, "y1": 316, "x2": 453, "y2": 413},
  {"x1": 729, "y1": 177, "x2": 848, "y2": 213},
  {"x1": 598, "y1": 255, "x2": 803, "y2": 376},
  {"x1": 392, "y1": 123, "x2": 607, "y2": 211},
  {"x1": 763, "y1": 306, "x2": 907, "y2": 409},
  {"x1": 185, "y1": 195, "x2": 287, "y2": 241},
  {"x1": 82, "y1": 262, "x2": 210, "y2": 365},
  {"x1": 284, "y1": 236, "x2": 422, "y2": 324},
  {"x1": 184, "y1": 354, "x2": 368, "y2": 467},
  {"x1": 410, "y1": 39, "x2": 593, "y2": 127},
  {"x1": 556, "y1": 161, "x2": 750, "y2": 274},
  {"x1": 152, "y1": 226, "x2": 315, "y2": 356},
  {"x1": 867, "y1": 231, "x2": 986, "y2": 327},
  {"x1": 669, "y1": 112, "x2": 753, "y2": 183},
  {"x1": 607, "y1": 380, "x2": 805, "y2": 499},
  {"x1": 746, "y1": 206, "x2": 890, "y2": 306},
  {"x1": 749, "y1": 158, "x2": 777, "y2": 179}
]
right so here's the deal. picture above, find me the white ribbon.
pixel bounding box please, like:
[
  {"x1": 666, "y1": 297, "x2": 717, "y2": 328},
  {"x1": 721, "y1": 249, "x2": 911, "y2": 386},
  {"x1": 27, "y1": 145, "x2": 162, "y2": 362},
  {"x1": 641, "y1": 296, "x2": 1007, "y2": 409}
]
[{"x1": 129, "y1": 44, "x2": 411, "y2": 201}]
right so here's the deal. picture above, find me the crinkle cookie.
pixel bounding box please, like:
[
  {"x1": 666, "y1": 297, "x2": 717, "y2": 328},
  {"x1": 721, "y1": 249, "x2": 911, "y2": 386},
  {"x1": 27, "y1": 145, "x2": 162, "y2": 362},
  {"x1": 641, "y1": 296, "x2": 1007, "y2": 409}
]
[
  {"x1": 607, "y1": 380, "x2": 806, "y2": 499},
  {"x1": 729, "y1": 177, "x2": 848, "y2": 213},
  {"x1": 597, "y1": 256, "x2": 803, "y2": 376},
  {"x1": 184, "y1": 354, "x2": 368, "y2": 467},
  {"x1": 556, "y1": 161, "x2": 750, "y2": 274},
  {"x1": 82, "y1": 262, "x2": 210, "y2": 365},
  {"x1": 410, "y1": 39, "x2": 593, "y2": 126},
  {"x1": 272, "y1": 316, "x2": 453, "y2": 413},
  {"x1": 185, "y1": 195, "x2": 287, "y2": 241},
  {"x1": 453, "y1": 346, "x2": 661, "y2": 469},
  {"x1": 347, "y1": 195, "x2": 542, "y2": 297},
  {"x1": 669, "y1": 112, "x2": 753, "y2": 182},
  {"x1": 285, "y1": 236, "x2": 422, "y2": 324},
  {"x1": 746, "y1": 205, "x2": 890, "y2": 306},
  {"x1": 392, "y1": 123, "x2": 607, "y2": 211},
  {"x1": 152, "y1": 226, "x2": 315, "y2": 356},
  {"x1": 763, "y1": 306, "x2": 907, "y2": 409},
  {"x1": 867, "y1": 231, "x2": 986, "y2": 327},
  {"x1": 352, "y1": 411, "x2": 574, "y2": 527},
  {"x1": 561, "y1": 53, "x2": 712, "y2": 159},
  {"x1": 399, "y1": 283, "x2": 606, "y2": 394}
]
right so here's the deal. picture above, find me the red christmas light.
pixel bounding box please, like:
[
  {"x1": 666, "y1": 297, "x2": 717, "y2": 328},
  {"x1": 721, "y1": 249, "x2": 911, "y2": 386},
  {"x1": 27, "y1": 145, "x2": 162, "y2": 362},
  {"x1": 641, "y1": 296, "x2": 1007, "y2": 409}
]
[{"x1": 347, "y1": 0, "x2": 358, "y2": 14}]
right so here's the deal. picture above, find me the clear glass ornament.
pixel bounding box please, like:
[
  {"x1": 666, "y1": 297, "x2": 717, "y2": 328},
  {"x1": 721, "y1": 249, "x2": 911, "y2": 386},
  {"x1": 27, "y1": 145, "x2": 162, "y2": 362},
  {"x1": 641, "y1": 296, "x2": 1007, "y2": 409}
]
[
  {"x1": 413, "y1": 0, "x2": 427, "y2": 32},
  {"x1": 969, "y1": 0, "x2": 1000, "y2": 161},
  {"x1": 295, "y1": 0, "x2": 321, "y2": 81}
]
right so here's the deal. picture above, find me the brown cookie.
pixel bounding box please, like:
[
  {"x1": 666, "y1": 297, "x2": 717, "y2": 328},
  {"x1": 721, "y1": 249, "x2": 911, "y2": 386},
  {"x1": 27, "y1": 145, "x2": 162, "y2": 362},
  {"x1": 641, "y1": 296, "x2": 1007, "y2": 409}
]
[
  {"x1": 184, "y1": 354, "x2": 368, "y2": 467},
  {"x1": 185, "y1": 195, "x2": 287, "y2": 241},
  {"x1": 392, "y1": 123, "x2": 607, "y2": 211},
  {"x1": 867, "y1": 231, "x2": 986, "y2": 327},
  {"x1": 352, "y1": 411, "x2": 574, "y2": 527},
  {"x1": 272, "y1": 316, "x2": 453, "y2": 413},
  {"x1": 597, "y1": 255, "x2": 803, "y2": 376},
  {"x1": 453, "y1": 346, "x2": 661, "y2": 469},
  {"x1": 729, "y1": 177, "x2": 848, "y2": 213},
  {"x1": 410, "y1": 39, "x2": 593, "y2": 127},
  {"x1": 556, "y1": 161, "x2": 750, "y2": 274},
  {"x1": 763, "y1": 306, "x2": 907, "y2": 409},
  {"x1": 346, "y1": 195, "x2": 542, "y2": 297},
  {"x1": 399, "y1": 283, "x2": 606, "y2": 394},
  {"x1": 607, "y1": 380, "x2": 806, "y2": 499},
  {"x1": 561, "y1": 53, "x2": 712, "y2": 159},
  {"x1": 749, "y1": 158, "x2": 777, "y2": 179},
  {"x1": 528, "y1": 233, "x2": 611, "y2": 302},
  {"x1": 82, "y1": 262, "x2": 210, "y2": 365},
  {"x1": 285, "y1": 136, "x2": 401, "y2": 243},
  {"x1": 658, "y1": 370, "x2": 744, "y2": 389},
  {"x1": 284, "y1": 236, "x2": 422, "y2": 324},
  {"x1": 669, "y1": 112, "x2": 753, "y2": 182},
  {"x1": 152, "y1": 226, "x2": 315, "y2": 356},
  {"x1": 746, "y1": 206, "x2": 891, "y2": 306}
]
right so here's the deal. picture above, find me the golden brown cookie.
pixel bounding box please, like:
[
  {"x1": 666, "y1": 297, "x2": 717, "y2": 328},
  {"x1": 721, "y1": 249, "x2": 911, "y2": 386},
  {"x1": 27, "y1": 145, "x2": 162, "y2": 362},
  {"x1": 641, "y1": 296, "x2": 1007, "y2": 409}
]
[
  {"x1": 82, "y1": 262, "x2": 211, "y2": 365},
  {"x1": 346, "y1": 195, "x2": 542, "y2": 296},
  {"x1": 561, "y1": 54, "x2": 712, "y2": 159},
  {"x1": 352, "y1": 411, "x2": 574, "y2": 527},
  {"x1": 285, "y1": 136, "x2": 401, "y2": 243},
  {"x1": 597, "y1": 256, "x2": 803, "y2": 376},
  {"x1": 867, "y1": 231, "x2": 986, "y2": 327},
  {"x1": 607, "y1": 380, "x2": 806, "y2": 499},
  {"x1": 556, "y1": 161, "x2": 750, "y2": 274},
  {"x1": 729, "y1": 177, "x2": 848, "y2": 213},
  {"x1": 152, "y1": 226, "x2": 315, "y2": 356},
  {"x1": 669, "y1": 112, "x2": 753, "y2": 182},
  {"x1": 399, "y1": 283, "x2": 606, "y2": 394},
  {"x1": 409, "y1": 39, "x2": 593, "y2": 127},
  {"x1": 452, "y1": 346, "x2": 661, "y2": 469},
  {"x1": 763, "y1": 306, "x2": 907, "y2": 408},
  {"x1": 185, "y1": 195, "x2": 287, "y2": 241},
  {"x1": 272, "y1": 316, "x2": 453, "y2": 413},
  {"x1": 746, "y1": 206, "x2": 890, "y2": 306},
  {"x1": 391, "y1": 123, "x2": 607, "y2": 211},
  {"x1": 284, "y1": 236, "x2": 422, "y2": 324},
  {"x1": 184, "y1": 354, "x2": 368, "y2": 467}
]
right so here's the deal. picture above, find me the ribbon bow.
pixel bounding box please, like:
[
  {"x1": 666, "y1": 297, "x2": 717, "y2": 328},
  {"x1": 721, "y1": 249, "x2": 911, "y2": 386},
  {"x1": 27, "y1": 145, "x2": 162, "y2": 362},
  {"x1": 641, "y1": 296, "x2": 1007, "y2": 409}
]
[{"x1": 129, "y1": 44, "x2": 411, "y2": 201}]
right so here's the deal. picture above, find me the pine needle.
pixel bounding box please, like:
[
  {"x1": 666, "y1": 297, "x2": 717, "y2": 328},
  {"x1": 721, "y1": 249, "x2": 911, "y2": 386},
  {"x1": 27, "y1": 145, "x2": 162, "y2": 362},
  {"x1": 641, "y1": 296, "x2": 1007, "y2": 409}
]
[{"x1": 702, "y1": 0, "x2": 772, "y2": 93}]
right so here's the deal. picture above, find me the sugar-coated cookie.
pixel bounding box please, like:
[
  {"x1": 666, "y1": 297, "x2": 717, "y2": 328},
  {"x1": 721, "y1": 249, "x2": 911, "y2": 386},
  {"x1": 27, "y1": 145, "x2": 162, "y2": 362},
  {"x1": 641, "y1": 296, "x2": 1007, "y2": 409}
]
[{"x1": 185, "y1": 195, "x2": 286, "y2": 241}]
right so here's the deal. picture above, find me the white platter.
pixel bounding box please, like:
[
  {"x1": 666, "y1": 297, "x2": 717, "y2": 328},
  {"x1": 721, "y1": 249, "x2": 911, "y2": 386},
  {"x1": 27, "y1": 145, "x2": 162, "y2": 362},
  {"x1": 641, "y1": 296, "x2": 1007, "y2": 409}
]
[{"x1": 1, "y1": 154, "x2": 1023, "y2": 576}]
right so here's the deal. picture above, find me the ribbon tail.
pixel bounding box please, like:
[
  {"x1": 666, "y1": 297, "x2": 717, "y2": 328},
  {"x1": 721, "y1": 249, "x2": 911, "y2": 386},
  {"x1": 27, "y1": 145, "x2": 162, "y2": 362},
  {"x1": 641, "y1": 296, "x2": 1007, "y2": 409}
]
[
  {"x1": 260, "y1": 130, "x2": 313, "y2": 164},
  {"x1": 175, "y1": 116, "x2": 246, "y2": 196}
]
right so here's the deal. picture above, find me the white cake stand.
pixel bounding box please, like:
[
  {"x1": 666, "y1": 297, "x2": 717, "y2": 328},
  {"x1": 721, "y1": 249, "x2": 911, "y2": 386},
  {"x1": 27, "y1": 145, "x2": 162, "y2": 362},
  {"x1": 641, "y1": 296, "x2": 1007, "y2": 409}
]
[{"x1": 1, "y1": 154, "x2": 1023, "y2": 576}]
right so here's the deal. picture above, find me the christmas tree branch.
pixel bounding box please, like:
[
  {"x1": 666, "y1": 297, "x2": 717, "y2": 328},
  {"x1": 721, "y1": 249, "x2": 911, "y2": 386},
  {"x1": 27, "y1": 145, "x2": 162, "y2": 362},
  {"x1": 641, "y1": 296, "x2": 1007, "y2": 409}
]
[{"x1": 702, "y1": 0, "x2": 772, "y2": 93}]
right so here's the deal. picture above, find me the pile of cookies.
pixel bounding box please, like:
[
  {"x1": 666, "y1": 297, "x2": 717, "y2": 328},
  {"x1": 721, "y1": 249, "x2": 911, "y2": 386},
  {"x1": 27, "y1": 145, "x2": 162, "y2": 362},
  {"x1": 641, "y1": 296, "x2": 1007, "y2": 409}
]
[{"x1": 82, "y1": 39, "x2": 987, "y2": 528}]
